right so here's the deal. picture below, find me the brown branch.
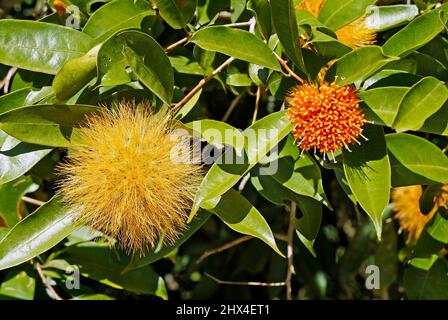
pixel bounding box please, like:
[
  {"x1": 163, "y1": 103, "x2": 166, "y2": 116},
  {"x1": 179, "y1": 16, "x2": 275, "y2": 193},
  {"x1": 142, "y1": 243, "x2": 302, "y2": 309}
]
[
  {"x1": 252, "y1": 86, "x2": 263, "y2": 124},
  {"x1": 273, "y1": 52, "x2": 305, "y2": 84},
  {"x1": 286, "y1": 202, "x2": 296, "y2": 300},
  {"x1": 22, "y1": 196, "x2": 46, "y2": 206},
  {"x1": 164, "y1": 35, "x2": 191, "y2": 53},
  {"x1": 35, "y1": 262, "x2": 63, "y2": 300},
  {"x1": 172, "y1": 56, "x2": 236, "y2": 113},
  {"x1": 197, "y1": 235, "x2": 252, "y2": 264},
  {"x1": 0, "y1": 67, "x2": 17, "y2": 94},
  {"x1": 197, "y1": 233, "x2": 288, "y2": 265},
  {"x1": 205, "y1": 273, "x2": 287, "y2": 287},
  {"x1": 221, "y1": 94, "x2": 243, "y2": 122}
]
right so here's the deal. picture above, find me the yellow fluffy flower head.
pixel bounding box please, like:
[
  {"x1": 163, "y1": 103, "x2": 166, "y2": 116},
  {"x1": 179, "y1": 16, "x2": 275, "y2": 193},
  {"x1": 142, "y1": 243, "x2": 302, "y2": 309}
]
[
  {"x1": 392, "y1": 185, "x2": 448, "y2": 243},
  {"x1": 297, "y1": 0, "x2": 376, "y2": 49},
  {"x1": 58, "y1": 102, "x2": 202, "y2": 254}
]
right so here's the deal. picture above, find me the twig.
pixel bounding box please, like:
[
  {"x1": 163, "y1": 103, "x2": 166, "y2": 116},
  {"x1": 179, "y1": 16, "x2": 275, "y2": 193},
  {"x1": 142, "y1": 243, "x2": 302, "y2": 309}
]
[
  {"x1": 22, "y1": 196, "x2": 46, "y2": 206},
  {"x1": 197, "y1": 235, "x2": 252, "y2": 264},
  {"x1": 205, "y1": 273, "x2": 287, "y2": 287},
  {"x1": 222, "y1": 21, "x2": 253, "y2": 28},
  {"x1": 252, "y1": 87, "x2": 263, "y2": 124},
  {"x1": 35, "y1": 262, "x2": 63, "y2": 300},
  {"x1": 237, "y1": 173, "x2": 251, "y2": 192},
  {"x1": 197, "y1": 233, "x2": 289, "y2": 264},
  {"x1": 273, "y1": 52, "x2": 305, "y2": 84},
  {"x1": 164, "y1": 35, "x2": 191, "y2": 53},
  {"x1": 221, "y1": 94, "x2": 243, "y2": 122},
  {"x1": 172, "y1": 57, "x2": 236, "y2": 113},
  {"x1": 286, "y1": 202, "x2": 296, "y2": 300},
  {"x1": 0, "y1": 67, "x2": 17, "y2": 94}
]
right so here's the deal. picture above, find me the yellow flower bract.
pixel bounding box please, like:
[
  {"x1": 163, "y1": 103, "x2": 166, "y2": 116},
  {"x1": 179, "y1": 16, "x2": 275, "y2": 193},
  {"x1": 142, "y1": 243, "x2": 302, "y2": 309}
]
[
  {"x1": 58, "y1": 102, "x2": 202, "y2": 254},
  {"x1": 297, "y1": 0, "x2": 376, "y2": 49}
]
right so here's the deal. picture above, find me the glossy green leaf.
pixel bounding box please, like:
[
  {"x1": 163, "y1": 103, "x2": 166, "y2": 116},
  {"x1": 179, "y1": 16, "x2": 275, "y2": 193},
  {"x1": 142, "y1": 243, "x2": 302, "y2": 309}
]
[
  {"x1": 154, "y1": 0, "x2": 197, "y2": 29},
  {"x1": 427, "y1": 213, "x2": 448, "y2": 244},
  {"x1": 318, "y1": 0, "x2": 376, "y2": 30},
  {"x1": 190, "y1": 26, "x2": 281, "y2": 71},
  {"x1": 190, "y1": 111, "x2": 294, "y2": 219},
  {"x1": 82, "y1": 0, "x2": 154, "y2": 42},
  {"x1": 386, "y1": 133, "x2": 448, "y2": 186},
  {"x1": 419, "y1": 102, "x2": 448, "y2": 135},
  {"x1": 343, "y1": 125, "x2": 391, "y2": 238},
  {"x1": 335, "y1": 46, "x2": 398, "y2": 86},
  {"x1": 0, "y1": 88, "x2": 53, "y2": 115},
  {"x1": 204, "y1": 188, "x2": 283, "y2": 256},
  {"x1": 0, "y1": 176, "x2": 37, "y2": 227},
  {"x1": 0, "y1": 131, "x2": 52, "y2": 185},
  {"x1": 124, "y1": 211, "x2": 210, "y2": 272},
  {"x1": 121, "y1": 31, "x2": 174, "y2": 105},
  {"x1": 0, "y1": 20, "x2": 94, "y2": 74},
  {"x1": 359, "y1": 86, "x2": 408, "y2": 127},
  {"x1": 392, "y1": 77, "x2": 448, "y2": 132},
  {"x1": 247, "y1": 0, "x2": 272, "y2": 40},
  {"x1": 270, "y1": 0, "x2": 305, "y2": 71},
  {"x1": 185, "y1": 119, "x2": 244, "y2": 150},
  {"x1": 404, "y1": 260, "x2": 448, "y2": 300},
  {"x1": 59, "y1": 242, "x2": 167, "y2": 298},
  {"x1": 53, "y1": 46, "x2": 99, "y2": 102},
  {"x1": 0, "y1": 104, "x2": 98, "y2": 147},
  {"x1": 365, "y1": 5, "x2": 419, "y2": 32},
  {"x1": 0, "y1": 196, "x2": 80, "y2": 271},
  {"x1": 382, "y1": 4, "x2": 448, "y2": 58},
  {"x1": 0, "y1": 269, "x2": 35, "y2": 300}
]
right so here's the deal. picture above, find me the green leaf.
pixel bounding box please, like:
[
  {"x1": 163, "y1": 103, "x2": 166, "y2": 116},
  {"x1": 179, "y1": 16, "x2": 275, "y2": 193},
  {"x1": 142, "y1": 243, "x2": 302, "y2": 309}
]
[
  {"x1": 53, "y1": 46, "x2": 99, "y2": 102},
  {"x1": 154, "y1": 0, "x2": 197, "y2": 29},
  {"x1": 190, "y1": 111, "x2": 294, "y2": 219},
  {"x1": 0, "y1": 176, "x2": 37, "y2": 227},
  {"x1": 0, "y1": 269, "x2": 35, "y2": 300},
  {"x1": 174, "y1": 88, "x2": 202, "y2": 120},
  {"x1": 190, "y1": 26, "x2": 281, "y2": 71},
  {"x1": 226, "y1": 73, "x2": 253, "y2": 87},
  {"x1": 185, "y1": 119, "x2": 244, "y2": 150},
  {"x1": 0, "y1": 20, "x2": 94, "y2": 74},
  {"x1": 270, "y1": 0, "x2": 306, "y2": 71},
  {"x1": 359, "y1": 86, "x2": 408, "y2": 127},
  {"x1": 59, "y1": 242, "x2": 167, "y2": 298},
  {"x1": 204, "y1": 188, "x2": 283, "y2": 257},
  {"x1": 343, "y1": 125, "x2": 391, "y2": 238},
  {"x1": 386, "y1": 133, "x2": 448, "y2": 186},
  {"x1": 427, "y1": 213, "x2": 448, "y2": 244},
  {"x1": 0, "y1": 104, "x2": 98, "y2": 147},
  {"x1": 0, "y1": 131, "x2": 52, "y2": 185},
  {"x1": 364, "y1": 5, "x2": 419, "y2": 32},
  {"x1": 247, "y1": 0, "x2": 272, "y2": 40},
  {"x1": 96, "y1": 36, "x2": 133, "y2": 87},
  {"x1": 123, "y1": 211, "x2": 210, "y2": 272},
  {"x1": 404, "y1": 260, "x2": 448, "y2": 300},
  {"x1": 382, "y1": 4, "x2": 448, "y2": 58},
  {"x1": 0, "y1": 196, "x2": 80, "y2": 271},
  {"x1": 0, "y1": 87, "x2": 53, "y2": 116},
  {"x1": 335, "y1": 46, "x2": 398, "y2": 86},
  {"x1": 121, "y1": 31, "x2": 174, "y2": 105},
  {"x1": 419, "y1": 102, "x2": 448, "y2": 135},
  {"x1": 392, "y1": 77, "x2": 448, "y2": 132},
  {"x1": 82, "y1": 0, "x2": 154, "y2": 43},
  {"x1": 250, "y1": 168, "x2": 322, "y2": 256},
  {"x1": 318, "y1": 0, "x2": 376, "y2": 30}
]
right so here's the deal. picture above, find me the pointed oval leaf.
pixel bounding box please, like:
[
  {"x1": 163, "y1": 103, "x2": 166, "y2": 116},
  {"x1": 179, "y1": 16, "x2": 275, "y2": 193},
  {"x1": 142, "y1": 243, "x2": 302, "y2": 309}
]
[
  {"x1": 386, "y1": 133, "x2": 448, "y2": 186},
  {"x1": 190, "y1": 26, "x2": 281, "y2": 71},
  {"x1": 343, "y1": 125, "x2": 391, "y2": 238},
  {"x1": 153, "y1": 0, "x2": 197, "y2": 29},
  {"x1": 318, "y1": 0, "x2": 376, "y2": 30},
  {"x1": 0, "y1": 196, "x2": 80, "y2": 271},
  {"x1": 0, "y1": 20, "x2": 94, "y2": 74}
]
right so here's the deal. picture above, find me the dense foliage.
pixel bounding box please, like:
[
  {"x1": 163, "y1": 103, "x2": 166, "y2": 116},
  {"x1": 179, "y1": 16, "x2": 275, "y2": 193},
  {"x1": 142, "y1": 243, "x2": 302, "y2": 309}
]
[{"x1": 0, "y1": 0, "x2": 447, "y2": 300}]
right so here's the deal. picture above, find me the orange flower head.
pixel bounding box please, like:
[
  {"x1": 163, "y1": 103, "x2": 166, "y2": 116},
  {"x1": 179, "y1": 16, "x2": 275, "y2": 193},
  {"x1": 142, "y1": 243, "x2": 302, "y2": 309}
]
[
  {"x1": 286, "y1": 82, "x2": 366, "y2": 157},
  {"x1": 53, "y1": 0, "x2": 68, "y2": 15},
  {"x1": 392, "y1": 185, "x2": 448, "y2": 243},
  {"x1": 57, "y1": 102, "x2": 202, "y2": 254}
]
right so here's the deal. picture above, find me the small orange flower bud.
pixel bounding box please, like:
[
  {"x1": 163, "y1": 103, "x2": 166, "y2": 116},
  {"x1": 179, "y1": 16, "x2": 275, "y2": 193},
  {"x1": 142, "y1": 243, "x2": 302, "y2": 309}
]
[{"x1": 53, "y1": 0, "x2": 68, "y2": 15}]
